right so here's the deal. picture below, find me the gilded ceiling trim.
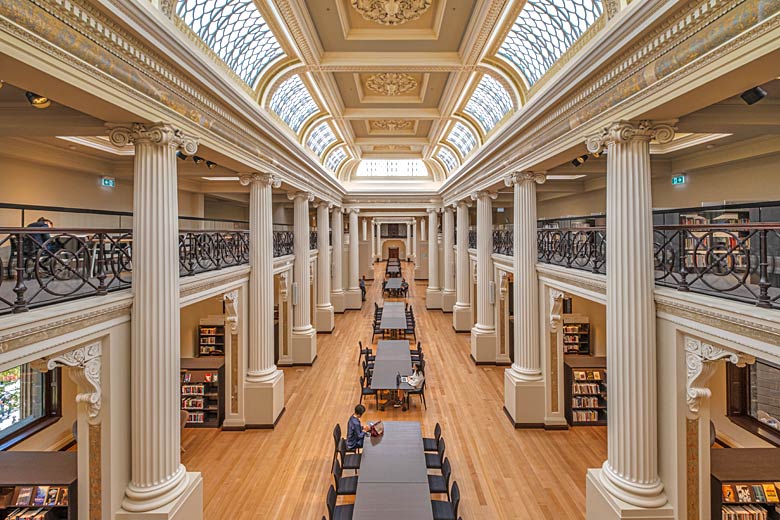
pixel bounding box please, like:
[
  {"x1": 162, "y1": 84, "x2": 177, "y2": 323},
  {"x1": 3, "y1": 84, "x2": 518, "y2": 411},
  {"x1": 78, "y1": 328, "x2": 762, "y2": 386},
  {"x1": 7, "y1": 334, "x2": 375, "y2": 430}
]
[
  {"x1": 365, "y1": 72, "x2": 419, "y2": 96},
  {"x1": 350, "y1": 0, "x2": 432, "y2": 26}
]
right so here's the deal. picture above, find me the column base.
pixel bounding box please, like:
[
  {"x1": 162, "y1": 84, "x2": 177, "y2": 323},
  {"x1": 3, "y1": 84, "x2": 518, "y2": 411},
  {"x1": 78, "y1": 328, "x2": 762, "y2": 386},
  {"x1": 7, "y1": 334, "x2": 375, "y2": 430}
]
[
  {"x1": 470, "y1": 326, "x2": 497, "y2": 363},
  {"x1": 586, "y1": 470, "x2": 674, "y2": 520},
  {"x1": 244, "y1": 370, "x2": 284, "y2": 427},
  {"x1": 452, "y1": 304, "x2": 472, "y2": 331},
  {"x1": 345, "y1": 289, "x2": 362, "y2": 310},
  {"x1": 315, "y1": 305, "x2": 335, "y2": 333},
  {"x1": 441, "y1": 290, "x2": 456, "y2": 312},
  {"x1": 544, "y1": 416, "x2": 569, "y2": 430},
  {"x1": 504, "y1": 370, "x2": 545, "y2": 427},
  {"x1": 332, "y1": 291, "x2": 346, "y2": 313},
  {"x1": 291, "y1": 328, "x2": 317, "y2": 364},
  {"x1": 116, "y1": 473, "x2": 203, "y2": 520},
  {"x1": 425, "y1": 288, "x2": 442, "y2": 309}
]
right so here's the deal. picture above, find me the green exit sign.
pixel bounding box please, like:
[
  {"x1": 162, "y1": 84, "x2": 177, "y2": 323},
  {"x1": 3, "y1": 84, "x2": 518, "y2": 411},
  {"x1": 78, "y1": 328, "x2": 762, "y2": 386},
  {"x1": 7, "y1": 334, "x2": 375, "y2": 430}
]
[
  {"x1": 672, "y1": 174, "x2": 686, "y2": 185},
  {"x1": 101, "y1": 176, "x2": 116, "y2": 188}
]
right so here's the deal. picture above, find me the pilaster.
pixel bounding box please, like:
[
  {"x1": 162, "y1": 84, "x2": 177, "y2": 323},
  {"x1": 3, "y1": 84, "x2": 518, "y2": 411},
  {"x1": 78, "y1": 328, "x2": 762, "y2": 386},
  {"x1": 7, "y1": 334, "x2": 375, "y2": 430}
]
[
  {"x1": 470, "y1": 191, "x2": 497, "y2": 363},
  {"x1": 288, "y1": 191, "x2": 317, "y2": 364},
  {"x1": 345, "y1": 208, "x2": 362, "y2": 309},
  {"x1": 331, "y1": 208, "x2": 345, "y2": 313},
  {"x1": 426, "y1": 208, "x2": 442, "y2": 309},
  {"x1": 315, "y1": 202, "x2": 335, "y2": 333},
  {"x1": 441, "y1": 206, "x2": 456, "y2": 312},
  {"x1": 452, "y1": 200, "x2": 472, "y2": 331}
]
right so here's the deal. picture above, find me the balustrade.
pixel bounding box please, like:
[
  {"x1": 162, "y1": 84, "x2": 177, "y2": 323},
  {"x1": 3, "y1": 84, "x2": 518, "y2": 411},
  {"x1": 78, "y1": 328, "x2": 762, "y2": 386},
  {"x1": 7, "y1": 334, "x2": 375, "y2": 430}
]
[
  {"x1": 468, "y1": 229, "x2": 477, "y2": 249},
  {"x1": 492, "y1": 229, "x2": 513, "y2": 256},
  {"x1": 273, "y1": 230, "x2": 294, "y2": 257},
  {"x1": 310, "y1": 230, "x2": 318, "y2": 250}
]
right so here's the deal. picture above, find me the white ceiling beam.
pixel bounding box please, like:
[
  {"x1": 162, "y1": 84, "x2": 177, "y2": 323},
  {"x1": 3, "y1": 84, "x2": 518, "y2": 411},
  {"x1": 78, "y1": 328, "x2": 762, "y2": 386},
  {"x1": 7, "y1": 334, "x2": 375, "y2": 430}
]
[
  {"x1": 318, "y1": 52, "x2": 463, "y2": 70},
  {"x1": 343, "y1": 108, "x2": 441, "y2": 119},
  {"x1": 355, "y1": 137, "x2": 430, "y2": 145}
]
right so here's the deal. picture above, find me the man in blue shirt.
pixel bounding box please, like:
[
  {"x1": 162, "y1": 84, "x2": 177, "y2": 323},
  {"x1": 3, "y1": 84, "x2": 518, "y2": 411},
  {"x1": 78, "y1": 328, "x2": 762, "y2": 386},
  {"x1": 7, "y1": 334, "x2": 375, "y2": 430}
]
[{"x1": 346, "y1": 404, "x2": 369, "y2": 450}]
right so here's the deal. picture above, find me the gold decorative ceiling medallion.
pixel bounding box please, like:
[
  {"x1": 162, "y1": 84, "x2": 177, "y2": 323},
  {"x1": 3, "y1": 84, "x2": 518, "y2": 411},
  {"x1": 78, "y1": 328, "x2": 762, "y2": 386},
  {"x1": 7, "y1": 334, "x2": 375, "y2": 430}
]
[
  {"x1": 370, "y1": 119, "x2": 414, "y2": 131},
  {"x1": 351, "y1": 0, "x2": 432, "y2": 26},
  {"x1": 374, "y1": 144, "x2": 412, "y2": 151},
  {"x1": 366, "y1": 73, "x2": 418, "y2": 96}
]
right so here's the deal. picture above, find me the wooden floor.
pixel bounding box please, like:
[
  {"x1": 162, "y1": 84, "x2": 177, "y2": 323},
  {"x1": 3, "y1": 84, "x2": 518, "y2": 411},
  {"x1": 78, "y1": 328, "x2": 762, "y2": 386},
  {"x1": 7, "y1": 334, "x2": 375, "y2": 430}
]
[{"x1": 182, "y1": 261, "x2": 607, "y2": 519}]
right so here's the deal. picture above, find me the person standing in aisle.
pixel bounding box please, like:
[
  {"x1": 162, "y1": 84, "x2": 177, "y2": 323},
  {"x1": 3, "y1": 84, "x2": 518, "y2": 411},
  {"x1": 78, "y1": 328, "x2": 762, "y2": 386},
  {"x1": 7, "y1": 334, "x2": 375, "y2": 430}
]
[{"x1": 360, "y1": 275, "x2": 367, "y2": 301}]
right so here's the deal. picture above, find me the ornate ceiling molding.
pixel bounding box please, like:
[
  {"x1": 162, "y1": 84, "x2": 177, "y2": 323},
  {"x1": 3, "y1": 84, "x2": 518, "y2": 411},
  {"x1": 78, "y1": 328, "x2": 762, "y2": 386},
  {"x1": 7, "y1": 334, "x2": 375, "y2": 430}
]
[
  {"x1": 351, "y1": 0, "x2": 432, "y2": 26},
  {"x1": 370, "y1": 119, "x2": 415, "y2": 131},
  {"x1": 365, "y1": 72, "x2": 418, "y2": 96}
]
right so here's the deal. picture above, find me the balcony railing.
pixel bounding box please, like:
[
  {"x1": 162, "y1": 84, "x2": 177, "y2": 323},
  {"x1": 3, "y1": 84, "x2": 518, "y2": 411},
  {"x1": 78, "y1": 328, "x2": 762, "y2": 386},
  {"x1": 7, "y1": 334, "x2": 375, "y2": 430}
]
[
  {"x1": 468, "y1": 229, "x2": 477, "y2": 249},
  {"x1": 0, "y1": 228, "x2": 250, "y2": 315},
  {"x1": 273, "y1": 230, "x2": 294, "y2": 257},
  {"x1": 492, "y1": 229, "x2": 513, "y2": 256},
  {"x1": 310, "y1": 230, "x2": 317, "y2": 250}
]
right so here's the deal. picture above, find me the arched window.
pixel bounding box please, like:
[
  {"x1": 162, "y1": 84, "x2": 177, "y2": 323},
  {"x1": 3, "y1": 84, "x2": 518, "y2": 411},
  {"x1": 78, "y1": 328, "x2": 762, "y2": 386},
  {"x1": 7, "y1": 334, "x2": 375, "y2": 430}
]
[
  {"x1": 177, "y1": 0, "x2": 284, "y2": 86},
  {"x1": 325, "y1": 147, "x2": 348, "y2": 172},
  {"x1": 306, "y1": 122, "x2": 337, "y2": 157},
  {"x1": 446, "y1": 122, "x2": 477, "y2": 158},
  {"x1": 464, "y1": 74, "x2": 513, "y2": 133},
  {"x1": 436, "y1": 147, "x2": 458, "y2": 172},
  {"x1": 497, "y1": 0, "x2": 603, "y2": 86},
  {"x1": 269, "y1": 75, "x2": 319, "y2": 133}
]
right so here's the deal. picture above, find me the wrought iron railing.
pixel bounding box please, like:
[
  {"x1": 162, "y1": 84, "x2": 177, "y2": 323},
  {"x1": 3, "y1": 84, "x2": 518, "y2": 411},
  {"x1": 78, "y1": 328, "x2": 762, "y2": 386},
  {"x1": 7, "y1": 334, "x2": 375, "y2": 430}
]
[
  {"x1": 492, "y1": 229, "x2": 513, "y2": 256},
  {"x1": 537, "y1": 227, "x2": 607, "y2": 274},
  {"x1": 310, "y1": 230, "x2": 318, "y2": 250},
  {"x1": 273, "y1": 230, "x2": 294, "y2": 257},
  {"x1": 0, "y1": 229, "x2": 250, "y2": 315},
  {"x1": 468, "y1": 229, "x2": 477, "y2": 249}
]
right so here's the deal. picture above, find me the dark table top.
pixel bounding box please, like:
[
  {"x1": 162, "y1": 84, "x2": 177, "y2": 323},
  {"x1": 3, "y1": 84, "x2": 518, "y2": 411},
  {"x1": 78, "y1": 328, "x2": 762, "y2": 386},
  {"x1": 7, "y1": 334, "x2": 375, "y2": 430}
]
[
  {"x1": 386, "y1": 266, "x2": 401, "y2": 273},
  {"x1": 371, "y1": 340, "x2": 413, "y2": 390},
  {"x1": 380, "y1": 302, "x2": 407, "y2": 330},
  {"x1": 385, "y1": 278, "x2": 403, "y2": 290},
  {"x1": 376, "y1": 340, "x2": 411, "y2": 360}
]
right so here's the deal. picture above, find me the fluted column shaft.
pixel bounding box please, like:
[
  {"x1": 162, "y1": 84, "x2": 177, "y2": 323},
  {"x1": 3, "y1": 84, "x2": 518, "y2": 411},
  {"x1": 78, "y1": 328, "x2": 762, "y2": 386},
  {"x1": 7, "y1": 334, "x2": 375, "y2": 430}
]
[
  {"x1": 442, "y1": 207, "x2": 455, "y2": 294},
  {"x1": 362, "y1": 218, "x2": 367, "y2": 241},
  {"x1": 421, "y1": 217, "x2": 427, "y2": 242},
  {"x1": 370, "y1": 220, "x2": 376, "y2": 259},
  {"x1": 472, "y1": 192, "x2": 496, "y2": 330},
  {"x1": 507, "y1": 173, "x2": 546, "y2": 379},
  {"x1": 412, "y1": 219, "x2": 417, "y2": 261},
  {"x1": 454, "y1": 201, "x2": 470, "y2": 307},
  {"x1": 317, "y1": 202, "x2": 333, "y2": 309},
  {"x1": 291, "y1": 192, "x2": 314, "y2": 332},
  {"x1": 110, "y1": 123, "x2": 195, "y2": 512},
  {"x1": 348, "y1": 209, "x2": 360, "y2": 290},
  {"x1": 405, "y1": 222, "x2": 411, "y2": 259},
  {"x1": 587, "y1": 120, "x2": 675, "y2": 508},
  {"x1": 427, "y1": 210, "x2": 439, "y2": 290},
  {"x1": 332, "y1": 209, "x2": 344, "y2": 294}
]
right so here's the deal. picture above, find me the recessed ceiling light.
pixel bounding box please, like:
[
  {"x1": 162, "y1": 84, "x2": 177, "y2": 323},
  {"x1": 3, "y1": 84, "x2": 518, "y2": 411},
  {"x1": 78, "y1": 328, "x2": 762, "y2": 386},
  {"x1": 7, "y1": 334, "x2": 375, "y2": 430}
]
[
  {"x1": 547, "y1": 174, "x2": 586, "y2": 180},
  {"x1": 202, "y1": 176, "x2": 240, "y2": 181}
]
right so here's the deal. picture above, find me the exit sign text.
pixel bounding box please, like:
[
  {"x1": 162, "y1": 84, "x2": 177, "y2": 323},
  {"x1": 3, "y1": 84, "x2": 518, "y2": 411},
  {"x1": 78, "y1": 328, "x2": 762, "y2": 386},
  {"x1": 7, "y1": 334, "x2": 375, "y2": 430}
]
[{"x1": 672, "y1": 174, "x2": 686, "y2": 185}]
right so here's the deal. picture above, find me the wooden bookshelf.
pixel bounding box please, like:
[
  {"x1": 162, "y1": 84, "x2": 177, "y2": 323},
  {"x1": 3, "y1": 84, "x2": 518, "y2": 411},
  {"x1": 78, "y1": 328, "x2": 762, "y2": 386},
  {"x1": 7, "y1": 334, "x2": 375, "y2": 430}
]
[
  {"x1": 564, "y1": 356, "x2": 607, "y2": 427},
  {"x1": 562, "y1": 316, "x2": 590, "y2": 355},
  {"x1": 180, "y1": 358, "x2": 225, "y2": 428},
  {"x1": 198, "y1": 318, "x2": 225, "y2": 357},
  {"x1": 0, "y1": 452, "x2": 77, "y2": 519},
  {"x1": 711, "y1": 448, "x2": 780, "y2": 519}
]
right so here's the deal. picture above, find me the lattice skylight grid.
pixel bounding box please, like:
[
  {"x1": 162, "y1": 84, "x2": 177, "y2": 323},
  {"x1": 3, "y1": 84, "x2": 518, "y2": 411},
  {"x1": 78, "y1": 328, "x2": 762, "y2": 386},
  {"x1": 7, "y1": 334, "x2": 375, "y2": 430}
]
[
  {"x1": 306, "y1": 122, "x2": 337, "y2": 157},
  {"x1": 177, "y1": 0, "x2": 284, "y2": 86},
  {"x1": 355, "y1": 160, "x2": 428, "y2": 177},
  {"x1": 269, "y1": 75, "x2": 319, "y2": 133},
  {"x1": 498, "y1": 0, "x2": 603, "y2": 86},
  {"x1": 325, "y1": 147, "x2": 348, "y2": 172},
  {"x1": 436, "y1": 147, "x2": 458, "y2": 172},
  {"x1": 464, "y1": 74, "x2": 513, "y2": 133},
  {"x1": 446, "y1": 122, "x2": 477, "y2": 158}
]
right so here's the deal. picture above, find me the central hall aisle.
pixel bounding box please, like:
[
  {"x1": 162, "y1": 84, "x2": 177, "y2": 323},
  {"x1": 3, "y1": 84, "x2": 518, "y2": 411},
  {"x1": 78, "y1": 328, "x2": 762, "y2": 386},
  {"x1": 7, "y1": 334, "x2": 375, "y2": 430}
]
[{"x1": 182, "y1": 261, "x2": 607, "y2": 519}]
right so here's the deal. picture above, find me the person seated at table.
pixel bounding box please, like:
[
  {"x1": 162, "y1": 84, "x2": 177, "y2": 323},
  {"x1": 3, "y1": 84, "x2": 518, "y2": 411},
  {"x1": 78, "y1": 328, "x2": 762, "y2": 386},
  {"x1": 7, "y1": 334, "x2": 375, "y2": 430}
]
[
  {"x1": 407, "y1": 363, "x2": 425, "y2": 389},
  {"x1": 346, "y1": 404, "x2": 370, "y2": 450},
  {"x1": 401, "y1": 278, "x2": 409, "y2": 296}
]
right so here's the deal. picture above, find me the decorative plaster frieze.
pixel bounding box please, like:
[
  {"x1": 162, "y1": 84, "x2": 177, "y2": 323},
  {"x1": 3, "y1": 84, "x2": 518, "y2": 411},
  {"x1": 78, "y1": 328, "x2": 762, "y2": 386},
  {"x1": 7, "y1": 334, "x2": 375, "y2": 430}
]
[
  {"x1": 370, "y1": 119, "x2": 415, "y2": 131},
  {"x1": 46, "y1": 342, "x2": 103, "y2": 423},
  {"x1": 365, "y1": 72, "x2": 418, "y2": 96},
  {"x1": 351, "y1": 0, "x2": 432, "y2": 26},
  {"x1": 586, "y1": 120, "x2": 676, "y2": 152}
]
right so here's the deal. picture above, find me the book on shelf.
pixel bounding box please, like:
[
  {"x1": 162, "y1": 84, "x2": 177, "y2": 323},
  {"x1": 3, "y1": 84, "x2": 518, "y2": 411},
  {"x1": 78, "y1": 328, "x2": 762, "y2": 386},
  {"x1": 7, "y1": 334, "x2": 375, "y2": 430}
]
[
  {"x1": 721, "y1": 504, "x2": 771, "y2": 520},
  {"x1": 737, "y1": 485, "x2": 754, "y2": 503},
  {"x1": 764, "y1": 484, "x2": 779, "y2": 503},
  {"x1": 181, "y1": 384, "x2": 205, "y2": 395},
  {"x1": 14, "y1": 487, "x2": 33, "y2": 507},
  {"x1": 31, "y1": 487, "x2": 47, "y2": 507},
  {"x1": 723, "y1": 485, "x2": 736, "y2": 503},
  {"x1": 44, "y1": 487, "x2": 59, "y2": 506},
  {"x1": 571, "y1": 410, "x2": 600, "y2": 422},
  {"x1": 573, "y1": 383, "x2": 602, "y2": 395}
]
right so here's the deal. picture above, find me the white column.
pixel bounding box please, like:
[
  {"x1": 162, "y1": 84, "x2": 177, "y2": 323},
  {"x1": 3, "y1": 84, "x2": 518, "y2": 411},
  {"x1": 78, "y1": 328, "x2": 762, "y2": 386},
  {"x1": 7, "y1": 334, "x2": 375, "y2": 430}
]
[
  {"x1": 239, "y1": 173, "x2": 285, "y2": 425},
  {"x1": 345, "y1": 208, "x2": 362, "y2": 309},
  {"x1": 425, "y1": 209, "x2": 442, "y2": 309},
  {"x1": 585, "y1": 121, "x2": 675, "y2": 518},
  {"x1": 441, "y1": 206, "x2": 456, "y2": 311},
  {"x1": 362, "y1": 217, "x2": 367, "y2": 242},
  {"x1": 412, "y1": 218, "x2": 417, "y2": 265},
  {"x1": 289, "y1": 192, "x2": 317, "y2": 364},
  {"x1": 503, "y1": 172, "x2": 547, "y2": 426},
  {"x1": 370, "y1": 219, "x2": 376, "y2": 261},
  {"x1": 405, "y1": 221, "x2": 411, "y2": 261},
  {"x1": 331, "y1": 208, "x2": 345, "y2": 313},
  {"x1": 453, "y1": 200, "x2": 472, "y2": 331},
  {"x1": 375, "y1": 222, "x2": 381, "y2": 260},
  {"x1": 315, "y1": 202, "x2": 335, "y2": 332},
  {"x1": 109, "y1": 123, "x2": 202, "y2": 514},
  {"x1": 421, "y1": 217, "x2": 427, "y2": 242},
  {"x1": 470, "y1": 191, "x2": 497, "y2": 362}
]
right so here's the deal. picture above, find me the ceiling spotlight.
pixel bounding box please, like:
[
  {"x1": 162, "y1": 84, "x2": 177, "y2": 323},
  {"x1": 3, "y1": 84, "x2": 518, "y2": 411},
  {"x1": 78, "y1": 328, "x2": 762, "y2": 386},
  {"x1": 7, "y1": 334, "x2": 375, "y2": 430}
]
[
  {"x1": 571, "y1": 154, "x2": 589, "y2": 167},
  {"x1": 25, "y1": 91, "x2": 51, "y2": 109},
  {"x1": 176, "y1": 151, "x2": 189, "y2": 160},
  {"x1": 206, "y1": 161, "x2": 217, "y2": 170},
  {"x1": 192, "y1": 156, "x2": 205, "y2": 165},
  {"x1": 591, "y1": 150, "x2": 602, "y2": 158},
  {"x1": 740, "y1": 86, "x2": 767, "y2": 105}
]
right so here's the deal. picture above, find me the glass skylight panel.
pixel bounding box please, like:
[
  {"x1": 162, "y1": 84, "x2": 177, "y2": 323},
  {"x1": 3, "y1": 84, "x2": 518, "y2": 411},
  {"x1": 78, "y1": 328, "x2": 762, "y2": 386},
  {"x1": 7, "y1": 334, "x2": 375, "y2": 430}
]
[
  {"x1": 355, "y1": 160, "x2": 427, "y2": 177},
  {"x1": 446, "y1": 122, "x2": 477, "y2": 158},
  {"x1": 436, "y1": 147, "x2": 458, "y2": 172},
  {"x1": 464, "y1": 74, "x2": 513, "y2": 133},
  {"x1": 306, "y1": 122, "x2": 337, "y2": 157},
  {"x1": 497, "y1": 0, "x2": 603, "y2": 86},
  {"x1": 269, "y1": 75, "x2": 319, "y2": 133},
  {"x1": 177, "y1": 0, "x2": 284, "y2": 86},
  {"x1": 325, "y1": 147, "x2": 347, "y2": 172}
]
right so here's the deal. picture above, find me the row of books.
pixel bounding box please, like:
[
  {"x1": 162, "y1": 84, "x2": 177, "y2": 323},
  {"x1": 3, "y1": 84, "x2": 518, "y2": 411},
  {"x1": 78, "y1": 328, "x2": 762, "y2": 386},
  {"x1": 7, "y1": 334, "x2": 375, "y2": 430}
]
[
  {"x1": 11, "y1": 486, "x2": 68, "y2": 508},
  {"x1": 181, "y1": 397, "x2": 204, "y2": 409},
  {"x1": 181, "y1": 384, "x2": 205, "y2": 396},
  {"x1": 186, "y1": 411, "x2": 205, "y2": 423},
  {"x1": 181, "y1": 373, "x2": 218, "y2": 383},
  {"x1": 723, "y1": 483, "x2": 780, "y2": 503},
  {"x1": 571, "y1": 410, "x2": 601, "y2": 422},
  {"x1": 573, "y1": 383, "x2": 603, "y2": 395},
  {"x1": 564, "y1": 335, "x2": 587, "y2": 343},
  {"x1": 722, "y1": 504, "x2": 771, "y2": 520},
  {"x1": 572, "y1": 397, "x2": 601, "y2": 408},
  {"x1": 200, "y1": 337, "x2": 221, "y2": 345},
  {"x1": 562, "y1": 326, "x2": 582, "y2": 334},
  {"x1": 573, "y1": 370, "x2": 603, "y2": 382},
  {"x1": 200, "y1": 327, "x2": 221, "y2": 336},
  {"x1": 198, "y1": 346, "x2": 223, "y2": 355},
  {"x1": 5, "y1": 508, "x2": 57, "y2": 520}
]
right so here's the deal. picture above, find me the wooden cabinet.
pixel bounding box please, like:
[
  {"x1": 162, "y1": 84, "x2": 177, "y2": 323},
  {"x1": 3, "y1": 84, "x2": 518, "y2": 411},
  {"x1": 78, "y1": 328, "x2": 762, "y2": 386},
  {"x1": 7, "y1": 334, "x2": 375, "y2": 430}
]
[
  {"x1": 181, "y1": 358, "x2": 225, "y2": 428},
  {"x1": 564, "y1": 356, "x2": 607, "y2": 427},
  {"x1": 711, "y1": 448, "x2": 780, "y2": 519},
  {"x1": 0, "y1": 452, "x2": 77, "y2": 519}
]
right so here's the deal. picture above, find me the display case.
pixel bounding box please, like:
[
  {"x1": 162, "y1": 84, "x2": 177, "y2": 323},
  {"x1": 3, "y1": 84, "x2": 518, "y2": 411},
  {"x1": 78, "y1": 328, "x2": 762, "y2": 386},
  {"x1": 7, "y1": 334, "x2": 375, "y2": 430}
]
[
  {"x1": 564, "y1": 356, "x2": 607, "y2": 426},
  {"x1": 0, "y1": 452, "x2": 77, "y2": 519},
  {"x1": 180, "y1": 358, "x2": 225, "y2": 428},
  {"x1": 562, "y1": 316, "x2": 590, "y2": 355},
  {"x1": 711, "y1": 448, "x2": 780, "y2": 520}
]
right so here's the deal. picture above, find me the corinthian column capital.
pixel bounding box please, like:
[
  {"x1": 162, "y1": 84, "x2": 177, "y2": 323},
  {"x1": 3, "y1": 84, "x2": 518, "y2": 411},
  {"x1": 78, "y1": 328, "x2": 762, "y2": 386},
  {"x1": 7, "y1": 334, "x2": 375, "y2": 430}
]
[
  {"x1": 239, "y1": 172, "x2": 281, "y2": 188},
  {"x1": 504, "y1": 171, "x2": 547, "y2": 187},
  {"x1": 108, "y1": 122, "x2": 198, "y2": 154},
  {"x1": 586, "y1": 120, "x2": 676, "y2": 152}
]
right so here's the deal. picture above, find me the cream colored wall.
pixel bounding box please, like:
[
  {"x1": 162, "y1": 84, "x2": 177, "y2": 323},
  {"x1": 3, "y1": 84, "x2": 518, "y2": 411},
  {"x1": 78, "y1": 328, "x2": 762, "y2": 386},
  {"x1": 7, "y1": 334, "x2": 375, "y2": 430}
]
[
  {"x1": 180, "y1": 297, "x2": 224, "y2": 358},
  {"x1": 709, "y1": 361, "x2": 773, "y2": 448},
  {"x1": 204, "y1": 198, "x2": 249, "y2": 222},
  {"x1": 9, "y1": 372, "x2": 78, "y2": 451},
  {"x1": 568, "y1": 295, "x2": 606, "y2": 357},
  {"x1": 537, "y1": 154, "x2": 780, "y2": 219}
]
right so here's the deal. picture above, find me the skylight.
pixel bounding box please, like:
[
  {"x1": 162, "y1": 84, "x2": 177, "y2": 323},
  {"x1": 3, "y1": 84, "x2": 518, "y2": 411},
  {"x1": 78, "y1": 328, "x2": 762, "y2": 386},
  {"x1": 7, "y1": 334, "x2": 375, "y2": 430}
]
[
  {"x1": 269, "y1": 75, "x2": 319, "y2": 133},
  {"x1": 306, "y1": 122, "x2": 337, "y2": 157},
  {"x1": 177, "y1": 0, "x2": 284, "y2": 86},
  {"x1": 446, "y1": 122, "x2": 477, "y2": 158},
  {"x1": 325, "y1": 147, "x2": 348, "y2": 172},
  {"x1": 497, "y1": 0, "x2": 603, "y2": 86},
  {"x1": 355, "y1": 160, "x2": 428, "y2": 177},
  {"x1": 464, "y1": 74, "x2": 513, "y2": 133},
  {"x1": 436, "y1": 147, "x2": 458, "y2": 172}
]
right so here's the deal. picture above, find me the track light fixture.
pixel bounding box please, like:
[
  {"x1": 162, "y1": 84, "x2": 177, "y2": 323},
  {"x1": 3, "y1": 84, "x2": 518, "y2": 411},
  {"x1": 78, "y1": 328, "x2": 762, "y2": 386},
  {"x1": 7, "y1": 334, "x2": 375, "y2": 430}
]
[
  {"x1": 192, "y1": 156, "x2": 205, "y2": 165},
  {"x1": 591, "y1": 150, "x2": 602, "y2": 159},
  {"x1": 571, "y1": 154, "x2": 589, "y2": 167},
  {"x1": 740, "y1": 86, "x2": 767, "y2": 105},
  {"x1": 25, "y1": 91, "x2": 51, "y2": 109},
  {"x1": 176, "y1": 151, "x2": 189, "y2": 160},
  {"x1": 206, "y1": 161, "x2": 217, "y2": 170}
]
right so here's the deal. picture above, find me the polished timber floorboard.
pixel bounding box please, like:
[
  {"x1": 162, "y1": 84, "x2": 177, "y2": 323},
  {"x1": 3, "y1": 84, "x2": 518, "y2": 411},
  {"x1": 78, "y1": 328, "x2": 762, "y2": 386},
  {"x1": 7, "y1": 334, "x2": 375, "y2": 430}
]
[{"x1": 182, "y1": 261, "x2": 607, "y2": 519}]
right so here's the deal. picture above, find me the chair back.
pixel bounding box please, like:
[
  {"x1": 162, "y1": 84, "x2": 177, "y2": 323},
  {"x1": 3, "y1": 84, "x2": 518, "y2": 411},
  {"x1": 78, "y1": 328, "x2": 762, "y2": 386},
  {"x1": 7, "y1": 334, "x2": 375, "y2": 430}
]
[
  {"x1": 451, "y1": 481, "x2": 461, "y2": 517},
  {"x1": 326, "y1": 485, "x2": 337, "y2": 516},
  {"x1": 338, "y1": 438, "x2": 347, "y2": 460},
  {"x1": 434, "y1": 422, "x2": 442, "y2": 442},
  {"x1": 438, "y1": 437, "x2": 446, "y2": 459},
  {"x1": 332, "y1": 459, "x2": 343, "y2": 485},
  {"x1": 359, "y1": 340, "x2": 363, "y2": 349},
  {"x1": 442, "y1": 457, "x2": 452, "y2": 486},
  {"x1": 333, "y1": 424, "x2": 342, "y2": 451},
  {"x1": 360, "y1": 375, "x2": 366, "y2": 388}
]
